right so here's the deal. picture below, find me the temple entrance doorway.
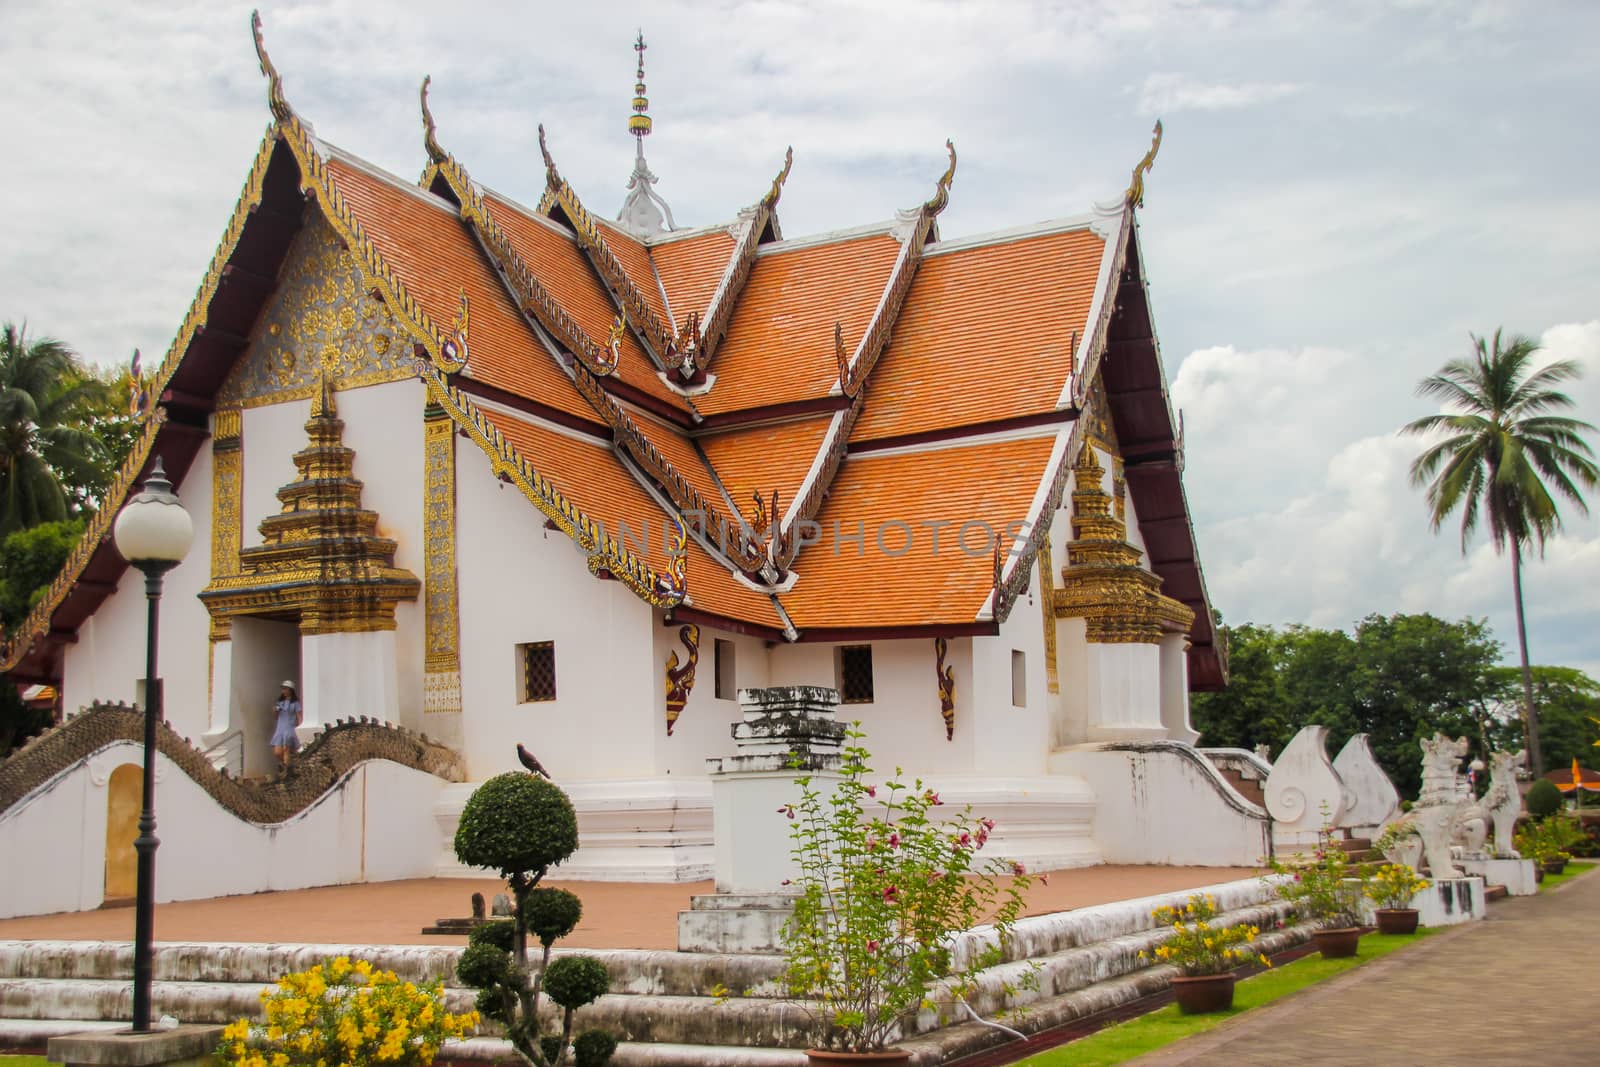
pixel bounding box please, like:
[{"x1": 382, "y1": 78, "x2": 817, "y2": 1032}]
[
  {"x1": 103, "y1": 763, "x2": 141, "y2": 904},
  {"x1": 230, "y1": 617, "x2": 301, "y2": 778}
]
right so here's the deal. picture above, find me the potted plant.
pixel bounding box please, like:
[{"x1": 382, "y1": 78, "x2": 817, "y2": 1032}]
[
  {"x1": 1139, "y1": 894, "x2": 1269, "y2": 1014},
  {"x1": 1267, "y1": 840, "x2": 1369, "y2": 958},
  {"x1": 1364, "y1": 863, "x2": 1429, "y2": 934},
  {"x1": 781, "y1": 728, "x2": 1032, "y2": 1063}
]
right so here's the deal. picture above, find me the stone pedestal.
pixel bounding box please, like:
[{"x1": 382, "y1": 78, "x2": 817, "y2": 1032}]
[
  {"x1": 1386, "y1": 876, "x2": 1486, "y2": 927},
  {"x1": 678, "y1": 685, "x2": 844, "y2": 953},
  {"x1": 49, "y1": 1026, "x2": 225, "y2": 1067},
  {"x1": 1458, "y1": 855, "x2": 1538, "y2": 896}
]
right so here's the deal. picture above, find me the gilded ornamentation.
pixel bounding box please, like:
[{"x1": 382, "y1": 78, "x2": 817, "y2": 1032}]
[
  {"x1": 420, "y1": 75, "x2": 446, "y2": 166},
  {"x1": 664, "y1": 623, "x2": 701, "y2": 735},
  {"x1": 127, "y1": 349, "x2": 151, "y2": 422},
  {"x1": 537, "y1": 124, "x2": 676, "y2": 358},
  {"x1": 217, "y1": 216, "x2": 414, "y2": 409},
  {"x1": 210, "y1": 408, "x2": 243, "y2": 600},
  {"x1": 1038, "y1": 535, "x2": 1059, "y2": 693},
  {"x1": 250, "y1": 11, "x2": 292, "y2": 124},
  {"x1": 935, "y1": 636, "x2": 955, "y2": 741},
  {"x1": 1053, "y1": 444, "x2": 1192, "y2": 643},
  {"x1": 200, "y1": 379, "x2": 421, "y2": 633},
  {"x1": 834, "y1": 322, "x2": 858, "y2": 398},
  {"x1": 923, "y1": 140, "x2": 958, "y2": 217},
  {"x1": 1125, "y1": 119, "x2": 1163, "y2": 209},
  {"x1": 423, "y1": 407, "x2": 462, "y2": 713},
  {"x1": 437, "y1": 289, "x2": 470, "y2": 374},
  {"x1": 763, "y1": 146, "x2": 794, "y2": 209}
]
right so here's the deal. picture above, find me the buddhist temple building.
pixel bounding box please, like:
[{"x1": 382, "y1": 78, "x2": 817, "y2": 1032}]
[{"x1": 0, "y1": 20, "x2": 1260, "y2": 913}]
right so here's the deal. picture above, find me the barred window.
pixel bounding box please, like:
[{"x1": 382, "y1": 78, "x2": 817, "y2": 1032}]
[
  {"x1": 838, "y1": 645, "x2": 875, "y2": 704},
  {"x1": 715, "y1": 639, "x2": 736, "y2": 700},
  {"x1": 518, "y1": 642, "x2": 557, "y2": 703}
]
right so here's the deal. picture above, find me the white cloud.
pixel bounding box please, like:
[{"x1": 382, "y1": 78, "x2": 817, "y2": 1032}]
[{"x1": 1136, "y1": 73, "x2": 1302, "y2": 115}]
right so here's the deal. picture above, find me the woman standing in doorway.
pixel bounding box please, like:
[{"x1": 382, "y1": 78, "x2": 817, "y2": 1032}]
[{"x1": 271, "y1": 681, "x2": 302, "y2": 773}]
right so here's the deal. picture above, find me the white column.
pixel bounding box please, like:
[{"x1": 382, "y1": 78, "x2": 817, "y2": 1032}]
[
  {"x1": 1159, "y1": 634, "x2": 1199, "y2": 744},
  {"x1": 299, "y1": 629, "x2": 400, "y2": 741},
  {"x1": 1082, "y1": 642, "x2": 1166, "y2": 742}
]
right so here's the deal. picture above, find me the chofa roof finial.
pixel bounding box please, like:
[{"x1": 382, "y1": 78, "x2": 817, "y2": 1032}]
[
  {"x1": 923, "y1": 140, "x2": 957, "y2": 217},
  {"x1": 420, "y1": 75, "x2": 446, "y2": 165},
  {"x1": 250, "y1": 10, "x2": 293, "y2": 124},
  {"x1": 1126, "y1": 119, "x2": 1163, "y2": 208}
]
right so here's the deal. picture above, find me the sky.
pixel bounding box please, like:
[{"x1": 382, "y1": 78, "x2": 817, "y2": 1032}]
[{"x1": 2, "y1": 0, "x2": 1597, "y2": 678}]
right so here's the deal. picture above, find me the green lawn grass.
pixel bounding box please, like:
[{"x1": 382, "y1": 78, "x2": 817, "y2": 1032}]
[
  {"x1": 0, "y1": 1056, "x2": 52, "y2": 1067},
  {"x1": 1540, "y1": 859, "x2": 1595, "y2": 892},
  {"x1": 1016, "y1": 931, "x2": 1436, "y2": 1066}
]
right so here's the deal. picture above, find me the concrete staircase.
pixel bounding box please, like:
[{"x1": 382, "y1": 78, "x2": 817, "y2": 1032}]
[{"x1": 0, "y1": 878, "x2": 1308, "y2": 1066}]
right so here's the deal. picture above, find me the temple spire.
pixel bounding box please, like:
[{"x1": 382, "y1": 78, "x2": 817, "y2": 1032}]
[{"x1": 618, "y1": 31, "x2": 676, "y2": 236}]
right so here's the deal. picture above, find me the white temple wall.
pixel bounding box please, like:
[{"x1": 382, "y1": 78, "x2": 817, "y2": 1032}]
[
  {"x1": 61, "y1": 445, "x2": 216, "y2": 746},
  {"x1": 0, "y1": 742, "x2": 443, "y2": 919},
  {"x1": 1052, "y1": 617, "x2": 1090, "y2": 747},
  {"x1": 651, "y1": 621, "x2": 772, "y2": 775},
  {"x1": 969, "y1": 571, "x2": 1051, "y2": 777},
  {"x1": 453, "y1": 445, "x2": 657, "y2": 783},
  {"x1": 768, "y1": 639, "x2": 972, "y2": 775}
]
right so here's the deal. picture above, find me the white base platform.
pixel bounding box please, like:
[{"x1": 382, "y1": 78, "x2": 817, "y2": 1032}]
[
  {"x1": 1458, "y1": 855, "x2": 1538, "y2": 896},
  {"x1": 1363, "y1": 875, "x2": 1486, "y2": 927}
]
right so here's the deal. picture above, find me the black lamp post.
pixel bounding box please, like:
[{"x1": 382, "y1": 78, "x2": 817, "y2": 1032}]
[{"x1": 111, "y1": 457, "x2": 193, "y2": 1033}]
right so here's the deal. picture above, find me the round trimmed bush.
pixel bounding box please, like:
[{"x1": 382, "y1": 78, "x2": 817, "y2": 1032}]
[
  {"x1": 468, "y1": 920, "x2": 516, "y2": 953},
  {"x1": 539, "y1": 1035, "x2": 565, "y2": 1064},
  {"x1": 1526, "y1": 778, "x2": 1563, "y2": 818},
  {"x1": 543, "y1": 955, "x2": 610, "y2": 1011},
  {"x1": 456, "y1": 941, "x2": 513, "y2": 990},
  {"x1": 525, "y1": 888, "x2": 583, "y2": 948},
  {"x1": 574, "y1": 1028, "x2": 618, "y2": 1067},
  {"x1": 454, "y1": 772, "x2": 579, "y2": 877}
]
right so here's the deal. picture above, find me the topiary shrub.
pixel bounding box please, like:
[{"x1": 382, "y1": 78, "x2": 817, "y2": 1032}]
[
  {"x1": 451, "y1": 772, "x2": 613, "y2": 1066},
  {"x1": 524, "y1": 888, "x2": 583, "y2": 948},
  {"x1": 1526, "y1": 778, "x2": 1563, "y2": 818},
  {"x1": 573, "y1": 1030, "x2": 618, "y2": 1067}
]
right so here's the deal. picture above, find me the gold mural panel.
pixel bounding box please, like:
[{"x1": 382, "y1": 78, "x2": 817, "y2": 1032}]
[
  {"x1": 423, "y1": 408, "x2": 462, "y2": 713},
  {"x1": 210, "y1": 409, "x2": 243, "y2": 596},
  {"x1": 217, "y1": 216, "x2": 413, "y2": 410}
]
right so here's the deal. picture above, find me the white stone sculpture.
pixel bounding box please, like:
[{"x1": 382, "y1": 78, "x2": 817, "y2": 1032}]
[
  {"x1": 1380, "y1": 734, "x2": 1473, "y2": 878},
  {"x1": 1331, "y1": 733, "x2": 1400, "y2": 834},
  {"x1": 1481, "y1": 748, "x2": 1527, "y2": 857},
  {"x1": 1264, "y1": 725, "x2": 1349, "y2": 844}
]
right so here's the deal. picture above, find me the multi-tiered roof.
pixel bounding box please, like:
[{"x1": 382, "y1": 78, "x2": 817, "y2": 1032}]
[{"x1": 0, "y1": 17, "x2": 1224, "y2": 689}]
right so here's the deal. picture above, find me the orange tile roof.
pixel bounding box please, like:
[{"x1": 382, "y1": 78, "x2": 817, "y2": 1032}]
[
  {"x1": 484, "y1": 192, "x2": 690, "y2": 415},
  {"x1": 325, "y1": 156, "x2": 600, "y2": 427},
  {"x1": 850, "y1": 229, "x2": 1105, "y2": 444},
  {"x1": 699, "y1": 416, "x2": 832, "y2": 523},
  {"x1": 476, "y1": 406, "x2": 780, "y2": 628},
  {"x1": 780, "y1": 435, "x2": 1056, "y2": 629},
  {"x1": 597, "y1": 219, "x2": 670, "y2": 329},
  {"x1": 696, "y1": 234, "x2": 902, "y2": 415},
  {"x1": 651, "y1": 228, "x2": 737, "y2": 330}
]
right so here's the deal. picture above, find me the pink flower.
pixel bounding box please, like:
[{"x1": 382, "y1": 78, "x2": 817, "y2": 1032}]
[
  {"x1": 925, "y1": 790, "x2": 942, "y2": 806},
  {"x1": 866, "y1": 940, "x2": 879, "y2": 953},
  {"x1": 976, "y1": 827, "x2": 990, "y2": 848},
  {"x1": 882, "y1": 885, "x2": 899, "y2": 903},
  {"x1": 777, "y1": 805, "x2": 795, "y2": 819},
  {"x1": 981, "y1": 818, "x2": 996, "y2": 831},
  {"x1": 1011, "y1": 861, "x2": 1028, "y2": 876},
  {"x1": 1039, "y1": 873, "x2": 1050, "y2": 886},
  {"x1": 866, "y1": 836, "x2": 879, "y2": 852},
  {"x1": 928, "y1": 870, "x2": 945, "y2": 881},
  {"x1": 888, "y1": 832, "x2": 901, "y2": 849},
  {"x1": 959, "y1": 831, "x2": 972, "y2": 846},
  {"x1": 866, "y1": 785, "x2": 877, "y2": 798},
  {"x1": 781, "y1": 879, "x2": 791, "y2": 886}
]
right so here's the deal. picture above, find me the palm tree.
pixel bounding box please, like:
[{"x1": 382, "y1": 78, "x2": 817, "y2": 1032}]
[
  {"x1": 0, "y1": 322, "x2": 106, "y2": 536},
  {"x1": 1402, "y1": 329, "x2": 1599, "y2": 776}
]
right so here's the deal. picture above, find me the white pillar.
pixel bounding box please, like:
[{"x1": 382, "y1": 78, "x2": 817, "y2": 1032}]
[
  {"x1": 299, "y1": 629, "x2": 400, "y2": 741},
  {"x1": 1082, "y1": 643, "x2": 1166, "y2": 743},
  {"x1": 1159, "y1": 634, "x2": 1198, "y2": 744}
]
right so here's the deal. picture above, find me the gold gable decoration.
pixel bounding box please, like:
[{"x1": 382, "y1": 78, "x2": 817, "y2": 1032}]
[
  {"x1": 1053, "y1": 444, "x2": 1192, "y2": 644},
  {"x1": 200, "y1": 379, "x2": 420, "y2": 633}
]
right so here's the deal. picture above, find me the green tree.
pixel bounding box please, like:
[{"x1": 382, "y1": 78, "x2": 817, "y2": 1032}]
[
  {"x1": 1402, "y1": 329, "x2": 1599, "y2": 776},
  {"x1": 61, "y1": 361, "x2": 140, "y2": 510},
  {"x1": 1489, "y1": 666, "x2": 1600, "y2": 775},
  {"x1": 0, "y1": 323, "x2": 107, "y2": 535},
  {"x1": 0, "y1": 518, "x2": 84, "y2": 632}
]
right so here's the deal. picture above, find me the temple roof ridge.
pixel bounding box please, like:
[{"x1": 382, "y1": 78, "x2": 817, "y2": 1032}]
[{"x1": 322, "y1": 142, "x2": 458, "y2": 217}]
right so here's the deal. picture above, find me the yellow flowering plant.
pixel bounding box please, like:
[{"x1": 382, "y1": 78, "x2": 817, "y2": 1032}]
[
  {"x1": 1139, "y1": 894, "x2": 1270, "y2": 977},
  {"x1": 1364, "y1": 863, "x2": 1430, "y2": 910},
  {"x1": 215, "y1": 956, "x2": 478, "y2": 1067}
]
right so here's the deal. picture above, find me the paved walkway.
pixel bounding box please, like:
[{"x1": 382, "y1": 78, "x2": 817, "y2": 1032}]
[
  {"x1": 0, "y1": 865, "x2": 1256, "y2": 950},
  {"x1": 1132, "y1": 866, "x2": 1600, "y2": 1065}
]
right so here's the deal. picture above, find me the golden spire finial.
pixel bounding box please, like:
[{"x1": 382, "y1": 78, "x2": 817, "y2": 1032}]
[
  {"x1": 629, "y1": 30, "x2": 653, "y2": 139},
  {"x1": 762, "y1": 146, "x2": 794, "y2": 208},
  {"x1": 250, "y1": 10, "x2": 293, "y2": 124},
  {"x1": 421, "y1": 75, "x2": 446, "y2": 165},
  {"x1": 922, "y1": 140, "x2": 957, "y2": 216},
  {"x1": 538, "y1": 123, "x2": 560, "y2": 187},
  {"x1": 1126, "y1": 119, "x2": 1163, "y2": 208}
]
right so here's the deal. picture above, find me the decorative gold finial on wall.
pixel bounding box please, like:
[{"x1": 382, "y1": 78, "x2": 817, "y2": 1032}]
[{"x1": 250, "y1": 10, "x2": 293, "y2": 124}]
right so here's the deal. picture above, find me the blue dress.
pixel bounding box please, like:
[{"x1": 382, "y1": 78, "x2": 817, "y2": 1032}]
[{"x1": 271, "y1": 698, "x2": 302, "y2": 749}]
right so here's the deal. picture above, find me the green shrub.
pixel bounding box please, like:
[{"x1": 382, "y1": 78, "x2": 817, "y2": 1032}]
[
  {"x1": 525, "y1": 888, "x2": 583, "y2": 948},
  {"x1": 1526, "y1": 778, "x2": 1563, "y2": 818},
  {"x1": 539, "y1": 1036, "x2": 564, "y2": 1064},
  {"x1": 574, "y1": 1028, "x2": 618, "y2": 1067},
  {"x1": 544, "y1": 956, "x2": 610, "y2": 1011},
  {"x1": 453, "y1": 773, "x2": 578, "y2": 878},
  {"x1": 456, "y1": 942, "x2": 512, "y2": 990},
  {"x1": 468, "y1": 920, "x2": 516, "y2": 953}
]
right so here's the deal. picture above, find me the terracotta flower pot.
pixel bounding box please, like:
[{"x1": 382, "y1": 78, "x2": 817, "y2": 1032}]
[
  {"x1": 1535, "y1": 866, "x2": 1547, "y2": 884},
  {"x1": 1374, "y1": 908, "x2": 1420, "y2": 935},
  {"x1": 806, "y1": 1050, "x2": 912, "y2": 1065},
  {"x1": 1543, "y1": 857, "x2": 1568, "y2": 875},
  {"x1": 1312, "y1": 926, "x2": 1364, "y2": 958},
  {"x1": 1170, "y1": 971, "x2": 1237, "y2": 1014}
]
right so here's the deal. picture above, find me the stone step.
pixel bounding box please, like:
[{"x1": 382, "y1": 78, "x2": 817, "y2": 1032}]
[{"x1": 1485, "y1": 884, "x2": 1509, "y2": 902}]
